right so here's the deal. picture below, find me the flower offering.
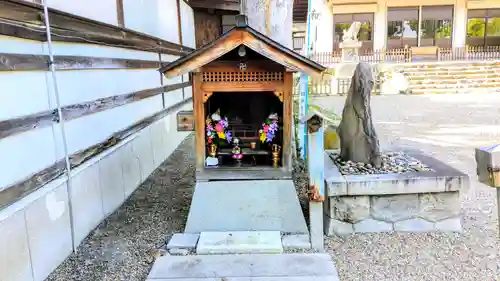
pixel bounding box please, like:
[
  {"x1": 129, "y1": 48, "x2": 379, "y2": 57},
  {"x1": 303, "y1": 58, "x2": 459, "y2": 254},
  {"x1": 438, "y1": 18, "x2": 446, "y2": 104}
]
[
  {"x1": 259, "y1": 113, "x2": 279, "y2": 143},
  {"x1": 206, "y1": 109, "x2": 232, "y2": 144}
]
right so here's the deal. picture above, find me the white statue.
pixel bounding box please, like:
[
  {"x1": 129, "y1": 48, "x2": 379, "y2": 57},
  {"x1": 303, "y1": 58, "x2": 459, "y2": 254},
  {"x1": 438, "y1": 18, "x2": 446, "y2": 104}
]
[{"x1": 342, "y1": 21, "x2": 362, "y2": 43}]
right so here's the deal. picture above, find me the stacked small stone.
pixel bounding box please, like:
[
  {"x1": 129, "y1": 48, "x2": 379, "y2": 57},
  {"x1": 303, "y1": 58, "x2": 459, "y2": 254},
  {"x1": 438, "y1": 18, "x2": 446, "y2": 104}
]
[{"x1": 330, "y1": 151, "x2": 434, "y2": 175}]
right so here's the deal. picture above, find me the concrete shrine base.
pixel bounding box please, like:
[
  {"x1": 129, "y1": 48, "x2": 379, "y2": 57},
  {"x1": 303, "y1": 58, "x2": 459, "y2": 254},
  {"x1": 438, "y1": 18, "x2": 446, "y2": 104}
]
[
  {"x1": 323, "y1": 150, "x2": 469, "y2": 236},
  {"x1": 184, "y1": 180, "x2": 308, "y2": 234}
]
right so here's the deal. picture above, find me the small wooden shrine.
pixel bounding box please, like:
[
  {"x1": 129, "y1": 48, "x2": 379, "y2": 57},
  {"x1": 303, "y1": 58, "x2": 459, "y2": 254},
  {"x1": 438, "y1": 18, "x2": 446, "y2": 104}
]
[{"x1": 160, "y1": 15, "x2": 325, "y2": 181}]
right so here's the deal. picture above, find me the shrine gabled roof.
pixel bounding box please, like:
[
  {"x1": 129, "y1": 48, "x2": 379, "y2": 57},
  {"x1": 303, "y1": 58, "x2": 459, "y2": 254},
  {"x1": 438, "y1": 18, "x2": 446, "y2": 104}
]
[{"x1": 159, "y1": 18, "x2": 326, "y2": 78}]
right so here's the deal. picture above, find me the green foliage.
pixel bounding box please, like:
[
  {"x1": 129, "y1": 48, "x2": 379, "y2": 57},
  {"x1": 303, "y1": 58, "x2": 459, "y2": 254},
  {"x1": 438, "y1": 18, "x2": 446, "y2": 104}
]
[
  {"x1": 436, "y1": 23, "x2": 452, "y2": 39},
  {"x1": 467, "y1": 18, "x2": 486, "y2": 37},
  {"x1": 487, "y1": 18, "x2": 500, "y2": 36}
]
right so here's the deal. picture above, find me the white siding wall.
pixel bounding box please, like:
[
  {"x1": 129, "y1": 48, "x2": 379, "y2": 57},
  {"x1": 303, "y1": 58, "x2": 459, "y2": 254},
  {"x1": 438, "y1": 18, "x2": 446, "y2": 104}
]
[
  {"x1": 46, "y1": 0, "x2": 119, "y2": 25},
  {"x1": 0, "y1": 2, "x2": 195, "y2": 281},
  {"x1": 180, "y1": 0, "x2": 196, "y2": 48},
  {"x1": 123, "y1": 0, "x2": 180, "y2": 43}
]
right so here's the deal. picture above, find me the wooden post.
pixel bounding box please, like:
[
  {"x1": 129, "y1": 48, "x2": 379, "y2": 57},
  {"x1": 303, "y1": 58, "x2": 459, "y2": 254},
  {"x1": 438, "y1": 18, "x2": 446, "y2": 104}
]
[
  {"x1": 304, "y1": 113, "x2": 325, "y2": 251},
  {"x1": 475, "y1": 144, "x2": 500, "y2": 238},
  {"x1": 116, "y1": 0, "x2": 125, "y2": 27}
]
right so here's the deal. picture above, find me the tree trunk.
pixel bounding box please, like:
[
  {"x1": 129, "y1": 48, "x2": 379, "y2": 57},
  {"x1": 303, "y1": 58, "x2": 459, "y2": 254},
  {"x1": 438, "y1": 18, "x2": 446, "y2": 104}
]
[{"x1": 243, "y1": 0, "x2": 293, "y2": 48}]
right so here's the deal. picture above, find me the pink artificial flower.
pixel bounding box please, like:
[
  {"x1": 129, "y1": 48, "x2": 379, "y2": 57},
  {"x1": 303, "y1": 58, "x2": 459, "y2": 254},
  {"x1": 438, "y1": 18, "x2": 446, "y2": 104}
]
[
  {"x1": 215, "y1": 123, "x2": 223, "y2": 132},
  {"x1": 263, "y1": 125, "x2": 269, "y2": 132}
]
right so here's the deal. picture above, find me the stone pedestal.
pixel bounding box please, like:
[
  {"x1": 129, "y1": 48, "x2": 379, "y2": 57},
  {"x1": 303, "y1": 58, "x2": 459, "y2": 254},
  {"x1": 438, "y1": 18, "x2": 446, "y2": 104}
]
[
  {"x1": 323, "y1": 150, "x2": 469, "y2": 235},
  {"x1": 339, "y1": 41, "x2": 362, "y2": 62}
]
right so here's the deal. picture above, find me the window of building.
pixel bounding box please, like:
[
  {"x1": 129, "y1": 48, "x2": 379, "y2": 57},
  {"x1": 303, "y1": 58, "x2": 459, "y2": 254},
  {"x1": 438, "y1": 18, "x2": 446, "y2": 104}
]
[
  {"x1": 387, "y1": 8, "x2": 419, "y2": 49},
  {"x1": 293, "y1": 32, "x2": 306, "y2": 51},
  {"x1": 467, "y1": 9, "x2": 500, "y2": 47},
  {"x1": 387, "y1": 6, "x2": 453, "y2": 49},
  {"x1": 420, "y1": 6, "x2": 453, "y2": 48},
  {"x1": 333, "y1": 13, "x2": 373, "y2": 52}
]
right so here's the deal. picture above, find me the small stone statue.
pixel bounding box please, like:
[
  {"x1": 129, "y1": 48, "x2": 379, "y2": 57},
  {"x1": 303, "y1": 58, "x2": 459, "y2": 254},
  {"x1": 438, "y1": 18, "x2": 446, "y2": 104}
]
[
  {"x1": 232, "y1": 138, "x2": 243, "y2": 166},
  {"x1": 342, "y1": 21, "x2": 362, "y2": 43},
  {"x1": 337, "y1": 62, "x2": 382, "y2": 168}
]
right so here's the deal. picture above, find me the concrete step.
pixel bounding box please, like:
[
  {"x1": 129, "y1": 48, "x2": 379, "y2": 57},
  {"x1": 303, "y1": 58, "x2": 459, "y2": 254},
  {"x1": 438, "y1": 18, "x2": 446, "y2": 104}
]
[
  {"x1": 408, "y1": 74, "x2": 500, "y2": 81},
  {"x1": 410, "y1": 87, "x2": 499, "y2": 95},
  {"x1": 400, "y1": 66, "x2": 500, "y2": 72},
  {"x1": 392, "y1": 61, "x2": 500, "y2": 67},
  {"x1": 402, "y1": 69, "x2": 500, "y2": 76},
  {"x1": 145, "y1": 277, "x2": 338, "y2": 281},
  {"x1": 147, "y1": 253, "x2": 340, "y2": 280},
  {"x1": 409, "y1": 81, "x2": 500, "y2": 89},
  {"x1": 397, "y1": 62, "x2": 500, "y2": 70},
  {"x1": 409, "y1": 77, "x2": 500, "y2": 85},
  {"x1": 196, "y1": 231, "x2": 283, "y2": 254}
]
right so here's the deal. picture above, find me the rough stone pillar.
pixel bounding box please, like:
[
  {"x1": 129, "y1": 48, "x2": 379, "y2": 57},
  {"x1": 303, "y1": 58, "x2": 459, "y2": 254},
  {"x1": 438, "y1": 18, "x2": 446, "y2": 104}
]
[
  {"x1": 373, "y1": 0, "x2": 387, "y2": 50},
  {"x1": 453, "y1": 0, "x2": 467, "y2": 48},
  {"x1": 244, "y1": 0, "x2": 293, "y2": 48}
]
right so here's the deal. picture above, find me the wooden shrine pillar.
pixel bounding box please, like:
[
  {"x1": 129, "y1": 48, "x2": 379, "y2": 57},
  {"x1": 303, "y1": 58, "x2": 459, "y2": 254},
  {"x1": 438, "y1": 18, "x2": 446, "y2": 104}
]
[{"x1": 301, "y1": 112, "x2": 326, "y2": 251}]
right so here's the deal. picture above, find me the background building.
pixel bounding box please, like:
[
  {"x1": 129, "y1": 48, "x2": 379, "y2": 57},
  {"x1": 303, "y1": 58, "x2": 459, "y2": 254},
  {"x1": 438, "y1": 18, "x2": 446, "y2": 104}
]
[{"x1": 293, "y1": 0, "x2": 500, "y2": 53}]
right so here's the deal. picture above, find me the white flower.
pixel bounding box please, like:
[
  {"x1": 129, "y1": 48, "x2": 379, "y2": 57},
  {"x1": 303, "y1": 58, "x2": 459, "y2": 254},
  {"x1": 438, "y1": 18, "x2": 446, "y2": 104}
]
[
  {"x1": 268, "y1": 113, "x2": 278, "y2": 120},
  {"x1": 211, "y1": 113, "x2": 221, "y2": 121}
]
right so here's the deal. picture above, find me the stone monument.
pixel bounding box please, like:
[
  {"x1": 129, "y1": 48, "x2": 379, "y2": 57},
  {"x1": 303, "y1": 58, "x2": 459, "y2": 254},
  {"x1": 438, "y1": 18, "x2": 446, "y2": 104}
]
[
  {"x1": 336, "y1": 62, "x2": 381, "y2": 167},
  {"x1": 339, "y1": 21, "x2": 362, "y2": 62}
]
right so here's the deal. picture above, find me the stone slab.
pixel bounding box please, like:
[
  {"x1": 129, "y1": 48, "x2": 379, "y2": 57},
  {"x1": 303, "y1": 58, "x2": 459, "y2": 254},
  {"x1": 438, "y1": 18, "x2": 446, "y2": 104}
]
[
  {"x1": 70, "y1": 162, "x2": 105, "y2": 249},
  {"x1": 147, "y1": 277, "x2": 339, "y2": 281},
  {"x1": 120, "y1": 143, "x2": 142, "y2": 197},
  {"x1": 167, "y1": 233, "x2": 199, "y2": 249},
  {"x1": 435, "y1": 217, "x2": 462, "y2": 232},
  {"x1": 324, "y1": 149, "x2": 469, "y2": 196},
  {"x1": 282, "y1": 234, "x2": 311, "y2": 249},
  {"x1": 394, "y1": 218, "x2": 435, "y2": 232},
  {"x1": 147, "y1": 253, "x2": 339, "y2": 279},
  {"x1": 196, "y1": 231, "x2": 283, "y2": 254},
  {"x1": 185, "y1": 180, "x2": 308, "y2": 233},
  {"x1": 25, "y1": 182, "x2": 73, "y2": 281},
  {"x1": 309, "y1": 202, "x2": 324, "y2": 250},
  {"x1": 353, "y1": 218, "x2": 393, "y2": 233},
  {"x1": 324, "y1": 218, "x2": 354, "y2": 236},
  {"x1": 98, "y1": 150, "x2": 125, "y2": 216},
  {"x1": 0, "y1": 210, "x2": 33, "y2": 281},
  {"x1": 168, "y1": 248, "x2": 190, "y2": 256}
]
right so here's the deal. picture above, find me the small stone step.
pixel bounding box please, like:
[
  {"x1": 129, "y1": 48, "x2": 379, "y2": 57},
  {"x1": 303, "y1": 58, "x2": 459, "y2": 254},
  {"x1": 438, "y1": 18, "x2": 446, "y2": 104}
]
[
  {"x1": 196, "y1": 231, "x2": 283, "y2": 254},
  {"x1": 147, "y1": 253, "x2": 339, "y2": 280},
  {"x1": 146, "y1": 276, "x2": 339, "y2": 280}
]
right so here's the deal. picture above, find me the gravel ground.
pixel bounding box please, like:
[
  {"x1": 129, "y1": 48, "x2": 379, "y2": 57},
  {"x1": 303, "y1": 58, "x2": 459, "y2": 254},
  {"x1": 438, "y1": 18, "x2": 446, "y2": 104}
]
[
  {"x1": 47, "y1": 94, "x2": 499, "y2": 281},
  {"x1": 47, "y1": 135, "x2": 196, "y2": 281},
  {"x1": 313, "y1": 93, "x2": 500, "y2": 281},
  {"x1": 329, "y1": 151, "x2": 433, "y2": 175}
]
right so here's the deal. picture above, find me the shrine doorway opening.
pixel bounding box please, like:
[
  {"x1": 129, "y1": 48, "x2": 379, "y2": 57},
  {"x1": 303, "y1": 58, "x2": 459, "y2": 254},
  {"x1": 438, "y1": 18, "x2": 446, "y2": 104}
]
[{"x1": 205, "y1": 91, "x2": 283, "y2": 168}]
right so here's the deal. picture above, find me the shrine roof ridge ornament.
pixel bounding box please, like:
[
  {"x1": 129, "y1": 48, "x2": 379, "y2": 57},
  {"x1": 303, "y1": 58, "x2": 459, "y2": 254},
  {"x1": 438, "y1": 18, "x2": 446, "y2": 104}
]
[{"x1": 158, "y1": 15, "x2": 326, "y2": 78}]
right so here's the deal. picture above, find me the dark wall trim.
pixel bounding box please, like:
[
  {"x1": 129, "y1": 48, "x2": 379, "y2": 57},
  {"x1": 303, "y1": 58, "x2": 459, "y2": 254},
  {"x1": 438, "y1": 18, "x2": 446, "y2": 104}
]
[
  {"x1": 0, "y1": 81, "x2": 191, "y2": 140},
  {"x1": 116, "y1": 0, "x2": 125, "y2": 27},
  {"x1": 0, "y1": 53, "x2": 167, "y2": 71},
  {"x1": 176, "y1": 0, "x2": 184, "y2": 46},
  {"x1": 0, "y1": 0, "x2": 194, "y2": 55},
  {"x1": 0, "y1": 96, "x2": 193, "y2": 211},
  {"x1": 0, "y1": 159, "x2": 66, "y2": 211},
  {"x1": 61, "y1": 82, "x2": 191, "y2": 121},
  {"x1": 0, "y1": 109, "x2": 58, "y2": 140}
]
